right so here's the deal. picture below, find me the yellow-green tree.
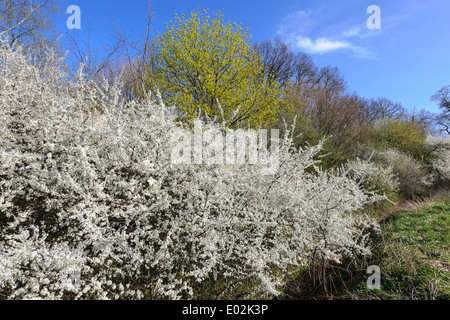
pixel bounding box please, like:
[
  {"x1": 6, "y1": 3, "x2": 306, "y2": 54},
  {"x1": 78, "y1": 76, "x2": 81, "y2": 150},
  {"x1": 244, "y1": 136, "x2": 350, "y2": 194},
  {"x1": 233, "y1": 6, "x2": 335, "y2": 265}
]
[
  {"x1": 368, "y1": 118, "x2": 426, "y2": 158},
  {"x1": 144, "y1": 10, "x2": 283, "y2": 127}
]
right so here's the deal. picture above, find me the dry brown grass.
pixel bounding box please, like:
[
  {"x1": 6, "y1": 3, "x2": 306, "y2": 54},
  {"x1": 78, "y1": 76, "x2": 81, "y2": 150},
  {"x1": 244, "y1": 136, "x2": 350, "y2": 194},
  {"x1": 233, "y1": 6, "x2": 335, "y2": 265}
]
[{"x1": 378, "y1": 187, "x2": 450, "y2": 224}]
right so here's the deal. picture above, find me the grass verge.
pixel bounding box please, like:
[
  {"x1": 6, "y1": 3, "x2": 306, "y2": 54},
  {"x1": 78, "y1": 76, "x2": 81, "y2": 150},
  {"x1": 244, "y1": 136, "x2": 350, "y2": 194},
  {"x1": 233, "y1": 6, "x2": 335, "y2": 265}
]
[
  {"x1": 283, "y1": 194, "x2": 450, "y2": 300},
  {"x1": 342, "y1": 196, "x2": 450, "y2": 300}
]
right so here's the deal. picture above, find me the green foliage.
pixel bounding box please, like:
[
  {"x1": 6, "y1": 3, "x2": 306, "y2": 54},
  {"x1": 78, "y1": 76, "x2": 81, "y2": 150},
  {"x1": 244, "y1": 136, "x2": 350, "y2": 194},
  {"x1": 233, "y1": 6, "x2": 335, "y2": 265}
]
[
  {"x1": 279, "y1": 88, "x2": 367, "y2": 170},
  {"x1": 367, "y1": 118, "x2": 427, "y2": 158},
  {"x1": 145, "y1": 9, "x2": 283, "y2": 127},
  {"x1": 279, "y1": 87, "x2": 322, "y2": 149}
]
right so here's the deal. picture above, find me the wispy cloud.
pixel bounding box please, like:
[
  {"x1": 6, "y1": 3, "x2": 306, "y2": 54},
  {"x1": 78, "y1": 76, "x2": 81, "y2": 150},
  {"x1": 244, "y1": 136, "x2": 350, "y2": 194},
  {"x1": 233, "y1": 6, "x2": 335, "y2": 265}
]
[
  {"x1": 276, "y1": 8, "x2": 375, "y2": 59},
  {"x1": 292, "y1": 35, "x2": 374, "y2": 59},
  {"x1": 340, "y1": 27, "x2": 362, "y2": 38},
  {"x1": 293, "y1": 36, "x2": 350, "y2": 54},
  {"x1": 277, "y1": 9, "x2": 315, "y2": 37}
]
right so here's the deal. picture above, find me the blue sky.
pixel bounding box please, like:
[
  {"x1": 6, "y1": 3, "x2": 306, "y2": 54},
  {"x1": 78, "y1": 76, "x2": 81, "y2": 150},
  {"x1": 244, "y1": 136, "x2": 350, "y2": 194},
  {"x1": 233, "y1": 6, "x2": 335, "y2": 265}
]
[{"x1": 58, "y1": 0, "x2": 450, "y2": 114}]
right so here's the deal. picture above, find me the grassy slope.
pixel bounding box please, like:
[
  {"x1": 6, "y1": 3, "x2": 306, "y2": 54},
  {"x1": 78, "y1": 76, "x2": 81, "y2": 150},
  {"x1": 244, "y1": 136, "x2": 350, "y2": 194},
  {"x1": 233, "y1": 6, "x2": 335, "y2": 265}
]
[{"x1": 342, "y1": 196, "x2": 450, "y2": 300}]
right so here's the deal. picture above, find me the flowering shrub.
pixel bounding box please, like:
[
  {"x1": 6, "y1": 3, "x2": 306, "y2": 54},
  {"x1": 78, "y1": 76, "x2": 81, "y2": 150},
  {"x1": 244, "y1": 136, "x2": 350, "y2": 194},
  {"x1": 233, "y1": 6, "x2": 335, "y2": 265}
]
[
  {"x1": 370, "y1": 149, "x2": 434, "y2": 197},
  {"x1": 0, "y1": 41, "x2": 384, "y2": 299},
  {"x1": 424, "y1": 135, "x2": 450, "y2": 183},
  {"x1": 346, "y1": 157, "x2": 399, "y2": 197}
]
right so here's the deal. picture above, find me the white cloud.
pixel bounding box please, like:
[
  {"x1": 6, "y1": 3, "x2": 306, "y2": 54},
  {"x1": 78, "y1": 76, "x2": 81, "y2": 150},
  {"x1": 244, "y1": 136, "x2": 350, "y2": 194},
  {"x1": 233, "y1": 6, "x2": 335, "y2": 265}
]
[
  {"x1": 276, "y1": 8, "x2": 375, "y2": 59},
  {"x1": 294, "y1": 36, "x2": 350, "y2": 54},
  {"x1": 341, "y1": 27, "x2": 362, "y2": 38},
  {"x1": 339, "y1": 26, "x2": 382, "y2": 40},
  {"x1": 291, "y1": 36, "x2": 374, "y2": 59},
  {"x1": 277, "y1": 10, "x2": 315, "y2": 37}
]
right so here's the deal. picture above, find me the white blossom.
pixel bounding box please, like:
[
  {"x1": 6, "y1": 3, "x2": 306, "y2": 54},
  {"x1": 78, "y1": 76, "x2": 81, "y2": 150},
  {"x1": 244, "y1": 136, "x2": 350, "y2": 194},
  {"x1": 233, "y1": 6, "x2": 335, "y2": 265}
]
[{"x1": 0, "y1": 40, "x2": 384, "y2": 300}]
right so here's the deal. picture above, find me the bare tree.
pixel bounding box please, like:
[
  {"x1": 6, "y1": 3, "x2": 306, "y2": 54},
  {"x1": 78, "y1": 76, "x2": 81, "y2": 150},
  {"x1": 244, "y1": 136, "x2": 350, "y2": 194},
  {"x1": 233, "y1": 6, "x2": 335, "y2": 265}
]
[
  {"x1": 434, "y1": 113, "x2": 450, "y2": 135},
  {"x1": 313, "y1": 66, "x2": 347, "y2": 96},
  {"x1": 0, "y1": 0, "x2": 61, "y2": 50},
  {"x1": 363, "y1": 97, "x2": 406, "y2": 123},
  {"x1": 64, "y1": 15, "x2": 125, "y2": 82},
  {"x1": 63, "y1": 0, "x2": 155, "y2": 101},
  {"x1": 293, "y1": 52, "x2": 317, "y2": 89},
  {"x1": 409, "y1": 108, "x2": 437, "y2": 133},
  {"x1": 292, "y1": 63, "x2": 346, "y2": 99},
  {"x1": 307, "y1": 90, "x2": 370, "y2": 162},
  {"x1": 432, "y1": 85, "x2": 450, "y2": 110},
  {"x1": 432, "y1": 85, "x2": 450, "y2": 135},
  {"x1": 253, "y1": 37, "x2": 296, "y2": 88},
  {"x1": 255, "y1": 38, "x2": 363, "y2": 163}
]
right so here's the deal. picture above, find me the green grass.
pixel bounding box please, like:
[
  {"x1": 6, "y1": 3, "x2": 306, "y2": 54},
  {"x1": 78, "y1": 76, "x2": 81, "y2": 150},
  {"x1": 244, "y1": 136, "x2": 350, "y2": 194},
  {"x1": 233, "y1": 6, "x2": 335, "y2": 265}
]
[
  {"x1": 383, "y1": 200, "x2": 449, "y2": 263},
  {"x1": 342, "y1": 196, "x2": 450, "y2": 300}
]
